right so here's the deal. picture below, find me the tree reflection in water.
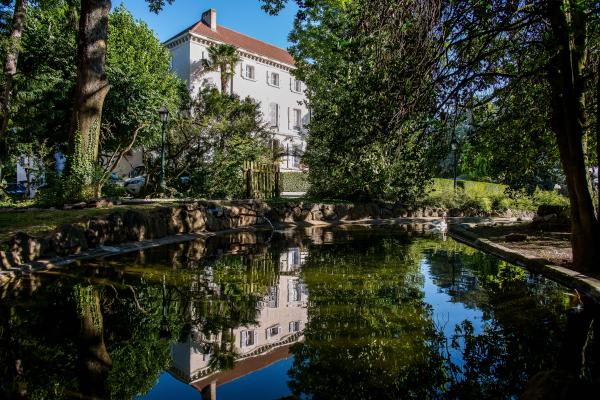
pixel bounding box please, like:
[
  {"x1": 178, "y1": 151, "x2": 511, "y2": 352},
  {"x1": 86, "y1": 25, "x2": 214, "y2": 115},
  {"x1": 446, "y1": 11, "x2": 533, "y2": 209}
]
[{"x1": 0, "y1": 226, "x2": 598, "y2": 399}]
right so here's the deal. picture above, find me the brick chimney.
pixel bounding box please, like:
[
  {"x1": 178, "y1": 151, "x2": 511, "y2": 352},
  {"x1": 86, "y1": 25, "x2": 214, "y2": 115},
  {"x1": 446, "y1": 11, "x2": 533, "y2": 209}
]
[{"x1": 202, "y1": 9, "x2": 217, "y2": 31}]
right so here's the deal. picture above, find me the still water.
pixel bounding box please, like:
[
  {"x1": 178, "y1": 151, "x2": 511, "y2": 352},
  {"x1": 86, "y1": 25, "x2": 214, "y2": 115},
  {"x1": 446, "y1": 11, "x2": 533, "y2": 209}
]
[{"x1": 1, "y1": 225, "x2": 599, "y2": 399}]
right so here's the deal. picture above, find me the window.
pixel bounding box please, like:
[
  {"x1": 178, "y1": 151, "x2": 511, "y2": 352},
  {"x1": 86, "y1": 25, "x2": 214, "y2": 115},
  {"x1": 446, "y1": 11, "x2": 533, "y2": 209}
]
[
  {"x1": 289, "y1": 321, "x2": 302, "y2": 333},
  {"x1": 266, "y1": 325, "x2": 281, "y2": 339},
  {"x1": 292, "y1": 78, "x2": 302, "y2": 93},
  {"x1": 269, "y1": 103, "x2": 280, "y2": 128},
  {"x1": 269, "y1": 72, "x2": 280, "y2": 87},
  {"x1": 245, "y1": 64, "x2": 255, "y2": 80},
  {"x1": 291, "y1": 248, "x2": 300, "y2": 265},
  {"x1": 240, "y1": 330, "x2": 257, "y2": 347},
  {"x1": 288, "y1": 279, "x2": 303, "y2": 302},
  {"x1": 293, "y1": 109, "x2": 302, "y2": 130}
]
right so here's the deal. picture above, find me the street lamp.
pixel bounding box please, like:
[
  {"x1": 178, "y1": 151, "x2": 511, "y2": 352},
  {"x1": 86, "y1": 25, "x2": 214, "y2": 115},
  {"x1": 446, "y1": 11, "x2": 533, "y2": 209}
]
[
  {"x1": 450, "y1": 136, "x2": 459, "y2": 191},
  {"x1": 158, "y1": 106, "x2": 170, "y2": 193}
]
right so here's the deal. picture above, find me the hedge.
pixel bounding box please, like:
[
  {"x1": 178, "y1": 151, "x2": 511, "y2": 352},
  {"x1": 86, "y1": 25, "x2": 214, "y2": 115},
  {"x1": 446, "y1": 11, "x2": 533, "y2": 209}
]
[{"x1": 281, "y1": 172, "x2": 310, "y2": 193}]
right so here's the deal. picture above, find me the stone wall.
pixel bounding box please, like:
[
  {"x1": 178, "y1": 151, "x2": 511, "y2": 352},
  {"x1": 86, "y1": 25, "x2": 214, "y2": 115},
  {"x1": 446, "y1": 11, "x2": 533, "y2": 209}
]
[{"x1": 0, "y1": 200, "x2": 529, "y2": 272}]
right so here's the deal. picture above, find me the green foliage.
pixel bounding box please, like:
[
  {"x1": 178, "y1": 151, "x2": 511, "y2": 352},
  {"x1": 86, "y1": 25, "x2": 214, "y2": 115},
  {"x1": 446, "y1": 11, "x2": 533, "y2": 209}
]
[
  {"x1": 532, "y1": 188, "x2": 570, "y2": 208},
  {"x1": 6, "y1": 3, "x2": 186, "y2": 203},
  {"x1": 167, "y1": 88, "x2": 270, "y2": 199},
  {"x1": 286, "y1": 0, "x2": 440, "y2": 202},
  {"x1": 459, "y1": 80, "x2": 562, "y2": 191},
  {"x1": 422, "y1": 178, "x2": 568, "y2": 213},
  {"x1": 101, "y1": 181, "x2": 126, "y2": 198},
  {"x1": 103, "y1": 5, "x2": 186, "y2": 151},
  {"x1": 11, "y1": 3, "x2": 78, "y2": 147},
  {"x1": 281, "y1": 171, "x2": 309, "y2": 193},
  {"x1": 206, "y1": 43, "x2": 241, "y2": 93}
]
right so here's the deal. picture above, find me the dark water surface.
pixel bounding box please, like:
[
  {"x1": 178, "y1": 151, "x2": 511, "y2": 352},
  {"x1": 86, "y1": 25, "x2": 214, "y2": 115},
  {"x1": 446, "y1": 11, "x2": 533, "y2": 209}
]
[{"x1": 1, "y1": 225, "x2": 599, "y2": 399}]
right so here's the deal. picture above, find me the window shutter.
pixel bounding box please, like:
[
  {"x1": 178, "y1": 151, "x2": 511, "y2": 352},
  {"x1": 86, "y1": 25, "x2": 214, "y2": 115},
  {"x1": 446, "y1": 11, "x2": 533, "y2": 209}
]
[
  {"x1": 289, "y1": 322, "x2": 294, "y2": 332},
  {"x1": 276, "y1": 104, "x2": 279, "y2": 127},
  {"x1": 287, "y1": 107, "x2": 291, "y2": 130},
  {"x1": 253, "y1": 330, "x2": 258, "y2": 344},
  {"x1": 267, "y1": 70, "x2": 270, "y2": 83},
  {"x1": 290, "y1": 77, "x2": 293, "y2": 90},
  {"x1": 241, "y1": 330, "x2": 247, "y2": 347},
  {"x1": 240, "y1": 63, "x2": 245, "y2": 78}
]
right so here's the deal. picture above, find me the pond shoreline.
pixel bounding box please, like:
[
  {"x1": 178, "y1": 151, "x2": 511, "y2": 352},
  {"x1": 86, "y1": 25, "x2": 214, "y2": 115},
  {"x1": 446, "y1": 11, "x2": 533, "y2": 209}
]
[
  {"x1": 0, "y1": 199, "x2": 539, "y2": 285},
  {"x1": 1, "y1": 217, "x2": 443, "y2": 277},
  {"x1": 449, "y1": 223, "x2": 600, "y2": 304}
]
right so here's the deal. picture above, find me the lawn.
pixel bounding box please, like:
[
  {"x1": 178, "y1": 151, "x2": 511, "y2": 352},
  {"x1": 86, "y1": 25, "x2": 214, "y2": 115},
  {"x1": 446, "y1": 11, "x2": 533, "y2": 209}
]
[{"x1": 0, "y1": 204, "x2": 170, "y2": 243}]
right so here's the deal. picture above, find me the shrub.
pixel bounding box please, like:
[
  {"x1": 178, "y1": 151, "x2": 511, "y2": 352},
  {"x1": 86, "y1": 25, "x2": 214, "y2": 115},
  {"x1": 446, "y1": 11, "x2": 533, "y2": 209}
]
[
  {"x1": 102, "y1": 182, "x2": 127, "y2": 199},
  {"x1": 281, "y1": 172, "x2": 310, "y2": 193},
  {"x1": 532, "y1": 188, "x2": 569, "y2": 207},
  {"x1": 422, "y1": 178, "x2": 568, "y2": 213}
]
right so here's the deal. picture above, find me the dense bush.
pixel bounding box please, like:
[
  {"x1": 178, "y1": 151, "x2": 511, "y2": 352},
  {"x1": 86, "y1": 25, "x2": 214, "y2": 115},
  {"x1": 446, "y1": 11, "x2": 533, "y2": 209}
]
[
  {"x1": 281, "y1": 172, "x2": 310, "y2": 193},
  {"x1": 422, "y1": 178, "x2": 568, "y2": 213}
]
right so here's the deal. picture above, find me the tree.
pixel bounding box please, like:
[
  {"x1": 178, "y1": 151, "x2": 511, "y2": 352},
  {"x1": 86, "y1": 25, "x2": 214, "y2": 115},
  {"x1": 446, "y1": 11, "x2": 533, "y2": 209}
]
[
  {"x1": 165, "y1": 87, "x2": 270, "y2": 198},
  {"x1": 262, "y1": 0, "x2": 442, "y2": 201},
  {"x1": 433, "y1": 0, "x2": 600, "y2": 271},
  {"x1": 0, "y1": 0, "x2": 27, "y2": 181},
  {"x1": 206, "y1": 43, "x2": 240, "y2": 94},
  {"x1": 6, "y1": 3, "x2": 185, "y2": 199},
  {"x1": 65, "y1": 0, "x2": 175, "y2": 201},
  {"x1": 545, "y1": 0, "x2": 599, "y2": 271},
  {"x1": 262, "y1": 0, "x2": 600, "y2": 271},
  {"x1": 459, "y1": 79, "x2": 562, "y2": 190},
  {"x1": 98, "y1": 4, "x2": 186, "y2": 194}
]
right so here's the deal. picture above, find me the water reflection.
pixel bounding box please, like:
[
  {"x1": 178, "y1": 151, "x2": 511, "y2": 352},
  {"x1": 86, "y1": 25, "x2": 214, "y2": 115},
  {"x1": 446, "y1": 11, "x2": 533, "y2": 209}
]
[
  {"x1": 171, "y1": 245, "x2": 309, "y2": 398},
  {"x1": 0, "y1": 225, "x2": 599, "y2": 400}
]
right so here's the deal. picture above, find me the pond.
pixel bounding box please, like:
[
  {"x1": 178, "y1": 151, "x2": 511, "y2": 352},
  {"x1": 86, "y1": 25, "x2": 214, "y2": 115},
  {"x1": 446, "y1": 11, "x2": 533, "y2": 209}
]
[{"x1": 0, "y1": 225, "x2": 599, "y2": 399}]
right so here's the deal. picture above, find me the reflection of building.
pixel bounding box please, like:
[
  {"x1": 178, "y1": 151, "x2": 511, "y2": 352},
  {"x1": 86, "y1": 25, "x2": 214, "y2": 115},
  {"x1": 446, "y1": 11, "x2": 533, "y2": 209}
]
[
  {"x1": 170, "y1": 249, "x2": 309, "y2": 398},
  {"x1": 279, "y1": 247, "x2": 308, "y2": 273}
]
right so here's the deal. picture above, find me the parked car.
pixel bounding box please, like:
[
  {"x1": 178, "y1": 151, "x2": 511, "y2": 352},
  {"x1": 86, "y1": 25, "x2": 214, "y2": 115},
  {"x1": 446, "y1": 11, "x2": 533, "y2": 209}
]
[
  {"x1": 3, "y1": 183, "x2": 27, "y2": 197},
  {"x1": 123, "y1": 176, "x2": 145, "y2": 196}
]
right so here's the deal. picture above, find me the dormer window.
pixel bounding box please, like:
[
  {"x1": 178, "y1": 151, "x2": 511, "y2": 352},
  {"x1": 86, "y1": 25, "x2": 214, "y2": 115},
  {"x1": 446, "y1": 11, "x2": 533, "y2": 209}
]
[{"x1": 268, "y1": 72, "x2": 280, "y2": 87}]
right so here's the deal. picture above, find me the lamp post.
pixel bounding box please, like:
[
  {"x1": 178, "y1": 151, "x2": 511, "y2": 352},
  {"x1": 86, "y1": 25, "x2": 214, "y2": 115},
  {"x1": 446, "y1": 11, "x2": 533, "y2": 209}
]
[
  {"x1": 451, "y1": 136, "x2": 459, "y2": 191},
  {"x1": 158, "y1": 106, "x2": 170, "y2": 193}
]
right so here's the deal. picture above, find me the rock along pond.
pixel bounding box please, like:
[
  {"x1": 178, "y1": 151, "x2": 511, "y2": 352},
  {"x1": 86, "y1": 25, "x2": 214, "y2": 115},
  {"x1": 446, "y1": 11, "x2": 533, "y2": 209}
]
[{"x1": 1, "y1": 225, "x2": 599, "y2": 399}]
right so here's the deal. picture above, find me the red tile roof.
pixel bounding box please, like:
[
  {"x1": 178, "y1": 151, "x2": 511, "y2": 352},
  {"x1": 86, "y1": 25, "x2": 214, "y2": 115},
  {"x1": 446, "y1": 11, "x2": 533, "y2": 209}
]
[{"x1": 182, "y1": 20, "x2": 295, "y2": 66}]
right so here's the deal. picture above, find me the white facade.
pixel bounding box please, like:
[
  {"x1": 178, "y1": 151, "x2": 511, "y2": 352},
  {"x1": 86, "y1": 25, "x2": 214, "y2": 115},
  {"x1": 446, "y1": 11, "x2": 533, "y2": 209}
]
[{"x1": 165, "y1": 9, "x2": 309, "y2": 171}]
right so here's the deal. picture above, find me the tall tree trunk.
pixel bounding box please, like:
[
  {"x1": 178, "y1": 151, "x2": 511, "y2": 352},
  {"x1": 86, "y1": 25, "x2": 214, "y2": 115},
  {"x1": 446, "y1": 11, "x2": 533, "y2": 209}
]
[
  {"x1": 66, "y1": 0, "x2": 111, "y2": 200},
  {"x1": 547, "y1": 0, "x2": 600, "y2": 272},
  {"x1": 0, "y1": 0, "x2": 28, "y2": 180}
]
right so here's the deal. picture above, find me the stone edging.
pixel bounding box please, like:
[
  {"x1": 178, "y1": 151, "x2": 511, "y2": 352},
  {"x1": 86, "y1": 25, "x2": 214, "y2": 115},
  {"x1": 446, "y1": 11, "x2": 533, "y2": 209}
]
[{"x1": 449, "y1": 224, "x2": 600, "y2": 304}]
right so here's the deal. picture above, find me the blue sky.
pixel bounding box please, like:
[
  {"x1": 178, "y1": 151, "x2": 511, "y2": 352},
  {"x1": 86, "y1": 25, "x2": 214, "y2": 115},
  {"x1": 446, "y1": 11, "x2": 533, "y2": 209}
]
[{"x1": 118, "y1": 0, "x2": 298, "y2": 49}]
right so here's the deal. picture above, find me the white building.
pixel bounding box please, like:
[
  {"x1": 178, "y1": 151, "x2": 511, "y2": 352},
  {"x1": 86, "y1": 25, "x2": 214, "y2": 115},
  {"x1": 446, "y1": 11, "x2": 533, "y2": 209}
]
[{"x1": 165, "y1": 9, "x2": 309, "y2": 171}]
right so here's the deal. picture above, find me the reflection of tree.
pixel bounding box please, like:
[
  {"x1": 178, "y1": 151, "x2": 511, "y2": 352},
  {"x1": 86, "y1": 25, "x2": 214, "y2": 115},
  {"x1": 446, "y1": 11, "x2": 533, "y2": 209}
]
[
  {"x1": 288, "y1": 237, "x2": 447, "y2": 399},
  {"x1": 424, "y1": 247, "x2": 594, "y2": 397},
  {"x1": 0, "y1": 278, "x2": 184, "y2": 399},
  {"x1": 74, "y1": 285, "x2": 112, "y2": 399}
]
